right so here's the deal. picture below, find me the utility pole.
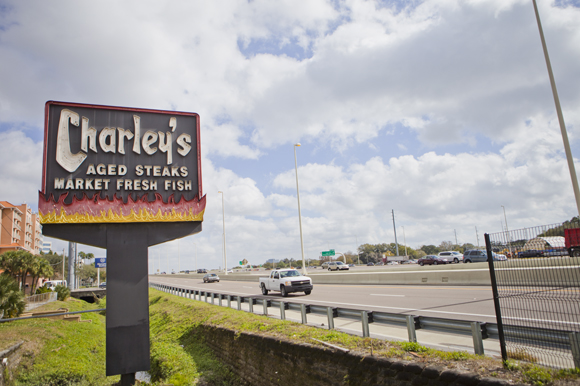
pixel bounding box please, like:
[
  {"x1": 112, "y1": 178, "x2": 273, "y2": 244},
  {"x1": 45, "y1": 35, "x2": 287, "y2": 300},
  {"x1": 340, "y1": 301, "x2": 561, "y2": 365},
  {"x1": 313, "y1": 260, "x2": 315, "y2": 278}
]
[
  {"x1": 475, "y1": 226, "x2": 480, "y2": 247},
  {"x1": 392, "y1": 210, "x2": 399, "y2": 257},
  {"x1": 454, "y1": 229, "x2": 458, "y2": 246}
]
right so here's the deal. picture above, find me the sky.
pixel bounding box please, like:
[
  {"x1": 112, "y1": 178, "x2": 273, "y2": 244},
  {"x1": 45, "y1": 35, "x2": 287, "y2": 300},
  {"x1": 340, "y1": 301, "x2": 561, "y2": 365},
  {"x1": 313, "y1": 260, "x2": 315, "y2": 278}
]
[{"x1": 1, "y1": 0, "x2": 579, "y2": 273}]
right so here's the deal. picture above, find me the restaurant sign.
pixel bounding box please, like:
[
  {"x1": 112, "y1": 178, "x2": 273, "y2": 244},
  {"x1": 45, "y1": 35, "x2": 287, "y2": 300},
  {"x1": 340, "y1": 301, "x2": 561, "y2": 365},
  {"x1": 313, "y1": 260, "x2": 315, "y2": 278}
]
[{"x1": 39, "y1": 101, "x2": 205, "y2": 224}]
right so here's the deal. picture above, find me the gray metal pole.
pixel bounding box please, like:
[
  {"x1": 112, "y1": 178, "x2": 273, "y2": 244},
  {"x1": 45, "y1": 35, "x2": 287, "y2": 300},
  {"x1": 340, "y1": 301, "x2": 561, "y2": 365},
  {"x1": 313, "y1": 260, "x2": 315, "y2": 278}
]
[
  {"x1": 392, "y1": 210, "x2": 399, "y2": 257},
  {"x1": 68, "y1": 242, "x2": 75, "y2": 290},
  {"x1": 294, "y1": 144, "x2": 307, "y2": 275},
  {"x1": 532, "y1": 0, "x2": 580, "y2": 217}
]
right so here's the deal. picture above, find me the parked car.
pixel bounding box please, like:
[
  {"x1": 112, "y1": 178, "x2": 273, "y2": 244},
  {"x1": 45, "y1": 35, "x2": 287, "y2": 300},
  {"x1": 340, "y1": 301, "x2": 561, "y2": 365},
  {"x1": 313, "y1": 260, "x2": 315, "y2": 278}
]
[
  {"x1": 366, "y1": 262, "x2": 374, "y2": 266},
  {"x1": 328, "y1": 261, "x2": 349, "y2": 271},
  {"x1": 518, "y1": 250, "x2": 545, "y2": 258},
  {"x1": 418, "y1": 255, "x2": 450, "y2": 266},
  {"x1": 438, "y1": 251, "x2": 464, "y2": 263},
  {"x1": 99, "y1": 282, "x2": 106, "y2": 288},
  {"x1": 203, "y1": 273, "x2": 220, "y2": 283},
  {"x1": 321, "y1": 262, "x2": 330, "y2": 269}
]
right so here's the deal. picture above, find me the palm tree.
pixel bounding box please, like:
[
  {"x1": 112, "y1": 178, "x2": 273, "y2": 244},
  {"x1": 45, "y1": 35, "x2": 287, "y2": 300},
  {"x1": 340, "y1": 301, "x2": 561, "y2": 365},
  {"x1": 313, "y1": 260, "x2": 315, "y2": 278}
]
[
  {"x1": 0, "y1": 274, "x2": 25, "y2": 318},
  {"x1": 30, "y1": 257, "x2": 54, "y2": 295}
]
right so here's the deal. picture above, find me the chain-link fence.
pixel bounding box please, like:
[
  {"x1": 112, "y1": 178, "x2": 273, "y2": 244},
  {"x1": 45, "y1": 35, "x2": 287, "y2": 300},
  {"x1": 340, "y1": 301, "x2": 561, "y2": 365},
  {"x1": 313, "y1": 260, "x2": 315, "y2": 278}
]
[{"x1": 485, "y1": 220, "x2": 580, "y2": 369}]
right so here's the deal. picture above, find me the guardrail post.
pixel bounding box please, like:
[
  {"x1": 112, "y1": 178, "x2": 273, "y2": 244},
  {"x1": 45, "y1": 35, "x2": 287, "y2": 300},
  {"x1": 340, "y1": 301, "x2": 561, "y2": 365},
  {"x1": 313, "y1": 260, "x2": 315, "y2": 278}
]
[
  {"x1": 570, "y1": 331, "x2": 580, "y2": 368},
  {"x1": 211, "y1": 293, "x2": 215, "y2": 304},
  {"x1": 227, "y1": 295, "x2": 232, "y2": 308},
  {"x1": 248, "y1": 297, "x2": 254, "y2": 313},
  {"x1": 237, "y1": 296, "x2": 242, "y2": 311},
  {"x1": 471, "y1": 322, "x2": 485, "y2": 355},
  {"x1": 197, "y1": 290, "x2": 202, "y2": 301},
  {"x1": 327, "y1": 307, "x2": 336, "y2": 330},
  {"x1": 219, "y1": 294, "x2": 223, "y2": 307},
  {"x1": 204, "y1": 292, "x2": 208, "y2": 303},
  {"x1": 362, "y1": 311, "x2": 371, "y2": 337},
  {"x1": 301, "y1": 304, "x2": 308, "y2": 324},
  {"x1": 406, "y1": 315, "x2": 418, "y2": 342},
  {"x1": 262, "y1": 299, "x2": 269, "y2": 315},
  {"x1": 280, "y1": 301, "x2": 286, "y2": 320}
]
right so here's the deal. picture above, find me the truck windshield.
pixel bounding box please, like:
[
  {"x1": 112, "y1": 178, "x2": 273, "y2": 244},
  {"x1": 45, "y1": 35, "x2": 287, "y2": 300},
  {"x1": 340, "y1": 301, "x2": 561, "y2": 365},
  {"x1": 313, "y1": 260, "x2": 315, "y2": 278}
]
[{"x1": 280, "y1": 270, "x2": 300, "y2": 278}]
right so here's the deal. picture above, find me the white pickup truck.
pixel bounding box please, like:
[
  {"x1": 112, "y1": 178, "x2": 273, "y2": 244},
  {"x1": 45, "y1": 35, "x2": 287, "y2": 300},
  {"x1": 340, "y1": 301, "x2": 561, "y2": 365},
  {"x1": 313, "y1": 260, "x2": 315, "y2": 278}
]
[{"x1": 259, "y1": 269, "x2": 313, "y2": 297}]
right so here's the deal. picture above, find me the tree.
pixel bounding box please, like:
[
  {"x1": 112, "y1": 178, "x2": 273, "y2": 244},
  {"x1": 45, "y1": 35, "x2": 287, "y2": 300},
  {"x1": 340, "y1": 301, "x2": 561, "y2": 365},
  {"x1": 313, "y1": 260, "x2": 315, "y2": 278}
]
[
  {"x1": 29, "y1": 257, "x2": 54, "y2": 295},
  {"x1": 420, "y1": 245, "x2": 439, "y2": 255},
  {"x1": 0, "y1": 274, "x2": 26, "y2": 318},
  {"x1": 43, "y1": 252, "x2": 67, "y2": 281}
]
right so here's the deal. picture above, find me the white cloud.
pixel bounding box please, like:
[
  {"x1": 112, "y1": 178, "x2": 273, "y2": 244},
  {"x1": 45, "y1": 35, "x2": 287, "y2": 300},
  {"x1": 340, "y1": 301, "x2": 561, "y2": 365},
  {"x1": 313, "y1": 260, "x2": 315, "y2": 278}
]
[{"x1": 0, "y1": 0, "x2": 579, "y2": 271}]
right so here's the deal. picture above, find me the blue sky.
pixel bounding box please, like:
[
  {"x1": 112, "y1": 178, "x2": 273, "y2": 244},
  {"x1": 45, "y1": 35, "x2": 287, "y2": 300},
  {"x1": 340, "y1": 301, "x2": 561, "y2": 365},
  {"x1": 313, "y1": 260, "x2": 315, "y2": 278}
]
[{"x1": 0, "y1": 0, "x2": 579, "y2": 272}]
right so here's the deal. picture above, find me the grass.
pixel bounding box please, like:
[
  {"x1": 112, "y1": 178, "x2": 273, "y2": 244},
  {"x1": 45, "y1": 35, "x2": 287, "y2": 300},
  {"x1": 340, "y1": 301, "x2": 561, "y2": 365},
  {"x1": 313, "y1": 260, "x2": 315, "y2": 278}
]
[
  {"x1": 2, "y1": 289, "x2": 579, "y2": 385},
  {"x1": 0, "y1": 298, "x2": 118, "y2": 386}
]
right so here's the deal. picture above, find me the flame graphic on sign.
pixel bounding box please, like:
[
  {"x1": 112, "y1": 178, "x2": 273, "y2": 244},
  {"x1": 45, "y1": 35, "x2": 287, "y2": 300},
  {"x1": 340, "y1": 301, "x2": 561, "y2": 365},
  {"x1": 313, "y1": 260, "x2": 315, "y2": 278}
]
[{"x1": 38, "y1": 191, "x2": 205, "y2": 224}]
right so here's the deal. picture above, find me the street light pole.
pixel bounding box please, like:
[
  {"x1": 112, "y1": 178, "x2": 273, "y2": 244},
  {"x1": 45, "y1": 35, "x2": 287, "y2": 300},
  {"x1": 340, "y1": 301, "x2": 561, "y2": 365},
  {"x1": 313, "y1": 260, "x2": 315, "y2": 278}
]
[
  {"x1": 218, "y1": 191, "x2": 228, "y2": 275},
  {"x1": 194, "y1": 242, "x2": 197, "y2": 271},
  {"x1": 401, "y1": 226, "x2": 407, "y2": 258},
  {"x1": 502, "y1": 205, "x2": 512, "y2": 258},
  {"x1": 532, "y1": 0, "x2": 580, "y2": 217},
  {"x1": 294, "y1": 143, "x2": 307, "y2": 275}
]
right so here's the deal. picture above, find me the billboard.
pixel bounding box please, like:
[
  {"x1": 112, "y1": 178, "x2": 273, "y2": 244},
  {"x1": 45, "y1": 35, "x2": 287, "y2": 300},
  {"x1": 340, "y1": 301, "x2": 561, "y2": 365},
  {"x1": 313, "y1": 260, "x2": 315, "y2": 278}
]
[{"x1": 39, "y1": 101, "x2": 205, "y2": 224}]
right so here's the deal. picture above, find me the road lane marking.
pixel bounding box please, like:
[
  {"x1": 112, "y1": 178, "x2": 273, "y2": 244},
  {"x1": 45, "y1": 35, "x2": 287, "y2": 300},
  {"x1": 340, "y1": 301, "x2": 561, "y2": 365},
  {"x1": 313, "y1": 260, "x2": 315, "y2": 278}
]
[{"x1": 370, "y1": 294, "x2": 405, "y2": 297}]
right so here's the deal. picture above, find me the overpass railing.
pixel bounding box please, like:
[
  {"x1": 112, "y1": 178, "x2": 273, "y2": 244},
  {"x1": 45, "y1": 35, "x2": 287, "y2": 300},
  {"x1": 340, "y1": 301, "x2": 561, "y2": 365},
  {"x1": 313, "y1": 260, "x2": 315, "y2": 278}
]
[{"x1": 148, "y1": 282, "x2": 579, "y2": 368}]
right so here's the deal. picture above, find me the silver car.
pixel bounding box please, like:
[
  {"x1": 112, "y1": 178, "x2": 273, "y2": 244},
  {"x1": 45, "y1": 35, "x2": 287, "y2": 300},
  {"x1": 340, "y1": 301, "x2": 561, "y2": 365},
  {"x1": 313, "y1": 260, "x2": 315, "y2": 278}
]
[
  {"x1": 203, "y1": 273, "x2": 220, "y2": 283},
  {"x1": 327, "y1": 261, "x2": 349, "y2": 271},
  {"x1": 438, "y1": 251, "x2": 464, "y2": 263}
]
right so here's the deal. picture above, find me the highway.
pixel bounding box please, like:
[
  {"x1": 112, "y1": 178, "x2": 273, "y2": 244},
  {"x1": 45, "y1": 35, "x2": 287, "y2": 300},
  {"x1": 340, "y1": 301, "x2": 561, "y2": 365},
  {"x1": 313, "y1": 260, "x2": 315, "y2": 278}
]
[{"x1": 150, "y1": 275, "x2": 498, "y2": 323}]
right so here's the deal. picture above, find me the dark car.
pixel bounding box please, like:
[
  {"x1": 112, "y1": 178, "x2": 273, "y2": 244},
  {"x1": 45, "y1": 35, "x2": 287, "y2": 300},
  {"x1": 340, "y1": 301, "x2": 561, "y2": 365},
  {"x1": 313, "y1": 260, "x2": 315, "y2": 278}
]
[
  {"x1": 203, "y1": 273, "x2": 220, "y2": 283},
  {"x1": 518, "y1": 250, "x2": 545, "y2": 258},
  {"x1": 418, "y1": 255, "x2": 450, "y2": 266},
  {"x1": 366, "y1": 262, "x2": 374, "y2": 266},
  {"x1": 197, "y1": 268, "x2": 208, "y2": 274},
  {"x1": 99, "y1": 282, "x2": 106, "y2": 288}
]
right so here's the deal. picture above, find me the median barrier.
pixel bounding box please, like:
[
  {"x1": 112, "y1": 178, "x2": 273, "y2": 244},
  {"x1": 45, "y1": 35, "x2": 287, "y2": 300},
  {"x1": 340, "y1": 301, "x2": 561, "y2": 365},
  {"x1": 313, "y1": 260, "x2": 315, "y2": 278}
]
[{"x1": 161, "y1": 263, "x2": 493, "y2": 286}]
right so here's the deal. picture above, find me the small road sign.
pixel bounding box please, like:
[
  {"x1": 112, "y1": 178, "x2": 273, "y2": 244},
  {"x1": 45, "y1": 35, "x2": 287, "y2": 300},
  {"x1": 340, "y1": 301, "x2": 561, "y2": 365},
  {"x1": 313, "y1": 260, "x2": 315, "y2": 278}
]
[{"x1": 95, "y1": 257, "x2": 107, "y2": 268}]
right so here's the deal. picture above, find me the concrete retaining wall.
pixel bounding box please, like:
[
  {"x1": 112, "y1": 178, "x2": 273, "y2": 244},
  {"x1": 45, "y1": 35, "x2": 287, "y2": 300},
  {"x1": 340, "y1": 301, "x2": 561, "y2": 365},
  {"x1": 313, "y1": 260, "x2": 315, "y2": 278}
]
[{"x1": 200, "y1": 324, "x2": 507, "y2": 386}]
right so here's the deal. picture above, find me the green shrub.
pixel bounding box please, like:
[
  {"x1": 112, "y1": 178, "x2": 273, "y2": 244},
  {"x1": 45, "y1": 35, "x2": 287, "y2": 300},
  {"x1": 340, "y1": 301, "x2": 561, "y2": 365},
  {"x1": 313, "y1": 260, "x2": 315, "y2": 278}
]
[
  {"x1": 54, "y1": 284, "x2": 70, "y2": 301},
  {"x1": 0, "y1": 274, "x2": 26, "y2": 318},
  {"x1": 35, "y1": 286, "x2": 52, "y2": 295}
]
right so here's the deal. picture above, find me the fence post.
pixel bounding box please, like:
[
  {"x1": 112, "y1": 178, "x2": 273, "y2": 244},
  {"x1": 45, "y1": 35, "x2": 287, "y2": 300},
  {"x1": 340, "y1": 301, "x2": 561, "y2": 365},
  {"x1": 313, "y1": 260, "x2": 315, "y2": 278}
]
[
  {"x1": 327, "y1": 307, "x2": 335, "y2": 330},
  {"x1": 280, "y1": 301, "x2": 286, "y2": 320},
  {"x1": 485, "y1": 233, "x2": 508, "y2": 364},
  {"x1": 406, "y1": 315, "x2": 417, "y2": 342},
  {"x1": 471, "y1": 322, "x2": 485, "y2": 355},
  {"x1": 301, "y1": 304, "x2": 308, "y2": 324},
  {"x1": 570, "y1": 332, "x2": 580, "y2": 369}
]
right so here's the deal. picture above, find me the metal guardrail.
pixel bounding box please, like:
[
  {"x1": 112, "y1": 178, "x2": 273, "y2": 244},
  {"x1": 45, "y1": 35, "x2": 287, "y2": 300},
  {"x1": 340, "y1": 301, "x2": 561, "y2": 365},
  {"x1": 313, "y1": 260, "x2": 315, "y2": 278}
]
[{"x1": 150, "y1": 282, "x2": 580, "y2": 365}]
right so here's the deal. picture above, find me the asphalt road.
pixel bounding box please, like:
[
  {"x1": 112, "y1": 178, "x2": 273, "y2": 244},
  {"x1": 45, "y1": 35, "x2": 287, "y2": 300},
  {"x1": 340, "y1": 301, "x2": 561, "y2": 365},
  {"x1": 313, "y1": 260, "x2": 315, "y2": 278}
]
[{"x1": 150, "y1": 275, "x2": 498, "y2": 323}]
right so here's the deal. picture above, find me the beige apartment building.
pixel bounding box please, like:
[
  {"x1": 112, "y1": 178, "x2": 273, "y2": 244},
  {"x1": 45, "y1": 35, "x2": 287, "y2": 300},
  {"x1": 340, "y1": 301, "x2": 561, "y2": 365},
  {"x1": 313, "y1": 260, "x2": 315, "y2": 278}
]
[{"x1": 0, "y1": 201, "x2": 43, "y2": 255}]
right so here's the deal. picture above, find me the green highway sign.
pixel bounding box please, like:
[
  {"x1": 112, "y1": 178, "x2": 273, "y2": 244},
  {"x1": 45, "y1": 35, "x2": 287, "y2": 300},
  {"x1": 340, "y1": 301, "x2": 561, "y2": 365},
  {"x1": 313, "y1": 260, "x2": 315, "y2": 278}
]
[{"x1": 321, "y1": 249, "x2": 335, "y2": 257}]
